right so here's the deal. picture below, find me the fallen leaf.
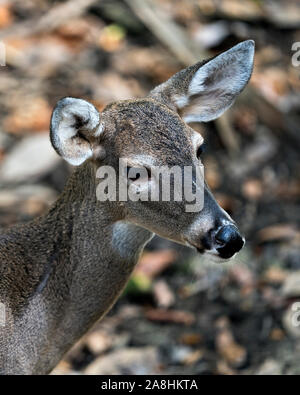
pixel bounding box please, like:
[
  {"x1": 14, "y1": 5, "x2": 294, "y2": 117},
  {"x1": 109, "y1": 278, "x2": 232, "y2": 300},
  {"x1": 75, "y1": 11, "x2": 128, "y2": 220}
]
[
  {"x1": 0, "y1": 2, "x2": 13, "y2": 29},
  {"x1": 145, "y1": 308, "x2": 195, "y2": 326},
  {"x1": 84, "y1": 347, "x2": 159, "y2": 375},
  {"x1": 85, "y1": 330, "x2": 113, "y2": 355},
  {"x1": 270, "y1": 328, "x2": 285, "y2": 341},
  {"x1": 136, "y1": 249, "x2": 177, "y2": 280},
  {"x1": 215, "y1": 317, "x2": 247, "y2": 368},
  {"x1": 183, "y1": 349, "x2": 204, "y2": 366},
  {"x1": 216, "y1": 359, "x2": 236, "y2": 375},
  {"x1": 257, "y1": 224, "x2": 298, "y2": 243},
  {"x1": 3, "y1": 97, "x2": 52, "y2": 134},
  {"x1": 179, "y1": 332, "x2": 203, "y2": 346},
  {"x1": 242, "y1": 179, "x2": 263, "y2": 200},
  {"x1": 153, "y1": 279, "x2": 175, "y2": 308},
  {"x1": 263, "y1": 267, "x2": 288, "y2": 285}
]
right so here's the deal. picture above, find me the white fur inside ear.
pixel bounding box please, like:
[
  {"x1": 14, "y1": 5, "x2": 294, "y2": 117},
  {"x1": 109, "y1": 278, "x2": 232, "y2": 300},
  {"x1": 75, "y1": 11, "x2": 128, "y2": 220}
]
[
  {"x1": 184, "y1": 40, "x2": 255, "y2": 122},
  {"x1": 59, "y1": 98, "x2": 100, "y2": 137},
  {"x1": 64, "y1": 150, "x2": 92, "y2": 166},
  {"x1": 189, "y1": 41, "x2": 254, "y2": 96},
  {"x1": 51, "y1": 97, "x2": 101, "y2": 166},
  {"x1": 174, "y1": 95, "x2": 189, "y2": 109}
]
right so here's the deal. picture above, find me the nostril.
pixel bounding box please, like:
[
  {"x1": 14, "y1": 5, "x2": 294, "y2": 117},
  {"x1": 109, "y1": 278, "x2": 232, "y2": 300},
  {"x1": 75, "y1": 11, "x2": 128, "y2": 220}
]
[
  {"x1": 215, "y1": 225, "x2": 235, "y2": 247},
  {"x1": 214, "y1": 225, "x2": 244, "y2": 259}
]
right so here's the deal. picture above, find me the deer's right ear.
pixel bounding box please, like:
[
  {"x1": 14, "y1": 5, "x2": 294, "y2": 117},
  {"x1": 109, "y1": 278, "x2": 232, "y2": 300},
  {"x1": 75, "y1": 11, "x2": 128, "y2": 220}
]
[
  {"x1": 150, "y1": 40, "x2": 255, "y2": 123},
  {"x1": 50, "y1": 97, "x2": 104, "y2": 166}
]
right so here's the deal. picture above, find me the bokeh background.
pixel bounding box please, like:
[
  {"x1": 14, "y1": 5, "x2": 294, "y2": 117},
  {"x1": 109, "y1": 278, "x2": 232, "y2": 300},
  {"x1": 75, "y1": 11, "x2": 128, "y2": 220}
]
[{"x1": 0, "y1": 0, "x2": 299, "y2": 375}]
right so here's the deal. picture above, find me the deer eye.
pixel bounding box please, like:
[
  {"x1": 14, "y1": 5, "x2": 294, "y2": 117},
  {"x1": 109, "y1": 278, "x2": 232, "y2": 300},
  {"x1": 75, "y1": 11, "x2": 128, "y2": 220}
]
[{"x1": 196, "y1": 143, "x2": 206, "y2": 159}]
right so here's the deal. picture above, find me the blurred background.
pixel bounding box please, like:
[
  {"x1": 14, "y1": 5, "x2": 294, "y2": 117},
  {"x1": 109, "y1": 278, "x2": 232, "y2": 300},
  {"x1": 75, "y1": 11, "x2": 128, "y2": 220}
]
[{"x1": 0, "y1": 0, "x2": 299, "y2": 375}]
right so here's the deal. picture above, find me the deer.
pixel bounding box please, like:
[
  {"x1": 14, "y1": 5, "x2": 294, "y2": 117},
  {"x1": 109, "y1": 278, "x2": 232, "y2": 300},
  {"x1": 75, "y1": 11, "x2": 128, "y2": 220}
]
[{"x1": 0, "y1": 40, "x2": 254, "y2": 374}]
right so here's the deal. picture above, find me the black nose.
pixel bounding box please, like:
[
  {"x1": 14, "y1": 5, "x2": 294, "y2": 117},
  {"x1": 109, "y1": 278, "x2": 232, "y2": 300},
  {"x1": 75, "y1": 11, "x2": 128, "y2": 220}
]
[{"x1": 214, "y1": 225, "x2": 244, "y2": 259}]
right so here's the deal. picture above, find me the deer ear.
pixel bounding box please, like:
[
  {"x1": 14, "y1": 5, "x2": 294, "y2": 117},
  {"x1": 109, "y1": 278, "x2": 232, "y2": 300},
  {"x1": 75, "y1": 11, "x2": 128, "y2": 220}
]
[
  {"x1": 50, "y1": 97, "x2": 104, "y2": 166},
  {"x1": 150, "y1": 40, "x2": 255, "y2": 123}
]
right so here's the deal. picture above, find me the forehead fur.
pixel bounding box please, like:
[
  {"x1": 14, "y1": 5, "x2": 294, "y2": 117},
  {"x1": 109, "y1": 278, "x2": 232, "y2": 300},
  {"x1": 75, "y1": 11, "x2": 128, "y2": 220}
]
[{"x1": 103, "y1": 98, "x2": 196, "y2": 166}]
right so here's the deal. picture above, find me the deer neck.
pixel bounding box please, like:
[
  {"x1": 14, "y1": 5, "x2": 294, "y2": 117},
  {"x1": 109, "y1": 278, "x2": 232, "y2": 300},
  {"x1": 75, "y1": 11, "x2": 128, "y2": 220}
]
[{"x1": 1, "y1": 162, "x2": 153, "y2": 374}]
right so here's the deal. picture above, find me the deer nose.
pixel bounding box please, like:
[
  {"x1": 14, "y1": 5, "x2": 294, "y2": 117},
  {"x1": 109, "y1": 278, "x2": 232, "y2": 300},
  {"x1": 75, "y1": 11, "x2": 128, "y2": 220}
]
[{"x1": 214, "y1": 225, "x2": 244, "y2": 259}]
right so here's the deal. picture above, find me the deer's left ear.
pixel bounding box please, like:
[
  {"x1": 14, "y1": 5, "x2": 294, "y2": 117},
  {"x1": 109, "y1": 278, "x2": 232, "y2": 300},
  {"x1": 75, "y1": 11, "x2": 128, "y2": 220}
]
[
  {"x1": 150, "y1": 40, "x2": 255, "y2": 123},
  {"x1": 50, "y1": 97, "x2": 104, "y2": 166}
]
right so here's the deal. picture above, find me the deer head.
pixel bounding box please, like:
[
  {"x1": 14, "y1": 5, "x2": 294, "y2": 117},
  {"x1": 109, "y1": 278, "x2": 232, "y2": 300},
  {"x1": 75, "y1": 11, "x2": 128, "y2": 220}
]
[{"x1": 50, "y1": 40, "x2": 254, "y2": 262}]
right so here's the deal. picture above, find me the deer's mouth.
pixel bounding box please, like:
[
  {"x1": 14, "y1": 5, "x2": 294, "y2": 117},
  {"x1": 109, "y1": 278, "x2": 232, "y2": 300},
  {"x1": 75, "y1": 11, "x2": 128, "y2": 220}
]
[{"x1": 185, "y1": 241, "x2": 239, "y2": 263}]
